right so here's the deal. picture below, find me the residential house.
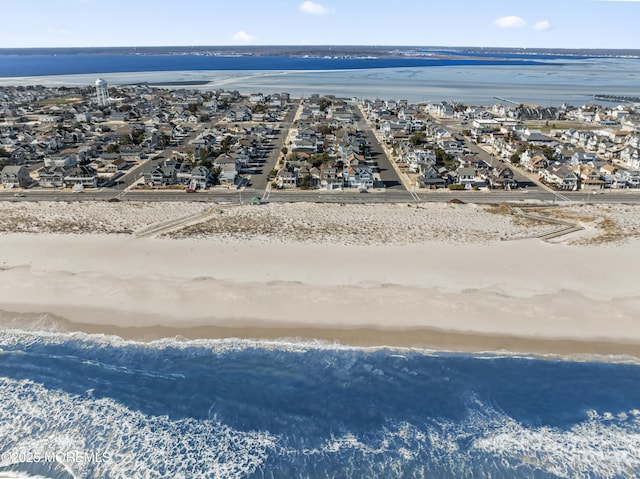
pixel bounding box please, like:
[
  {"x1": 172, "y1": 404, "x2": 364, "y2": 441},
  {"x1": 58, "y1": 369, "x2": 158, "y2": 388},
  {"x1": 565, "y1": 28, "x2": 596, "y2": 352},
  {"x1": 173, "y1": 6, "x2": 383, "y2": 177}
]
[
  {"x1": 623, "y1": 171, "x2": 640, "y2": 188},
  {"x1": 571, "y1": 164, "x2": 604, "y2": 190},
  {"x1": 105, "y1": 158, "x2": 128, "y2": 173},
  {"x1": 320, "y1": 166, "x2": 342, "y2": 190},
  {"x1": 309, "y1": 166, "x2": 321, "y2": 188},
  {"x1": 522, "y1": 154, "x2": 550, "y2": 173},
  {"x1": 1, "y1": 165, "x2": 31, "y2": 188},
  {"x1": 144, "y1": 165, "x2": 177, "y2": 186},
  {"x1": 276, "y1": 170, "x2": 297, "y2": 189},
  {"x1": 620, "y1": 146, "x2": 640, "y2": 169},
  {"x1": 343, "y1": 165, "x2": 374, "y2": 190},
  {"x1": 570, "y1": 151, "x2": 597, "y2": 165},
  {"x1": 38, "y1": 167, "x2": 66, "y2": 188},
  {"x1": 542, "y1": 164, "x2": 578, "y2": 190},
  {"x1": 211, "y1": 153, "x2": 239, "y2": 186},
  {"x1": 64, "y1": 166, "x2": 98, "y2": 188},
  {"x1": 488, "y1": 165, "x2": 517, "y2": 189},
  {"x1": 108, "y1": 111, "x2": 130, "y2": 122},
  {"x1": 600, "y1": 173, "x2": 627, "y2": 189},
  {"x1": 213, "y1": 153, "x2": 238, "y2": 172},
  {"x1": 189, "y1": 165, "x2": 214, "y2": 189},
  {"x1": 457, "y1": 167, "x2": 476, "y2": 189},
  {"x1": 225, "y1": 108, "x2": 251, "y2": 123},
  {"x1": 44, "y1": 153, "x2": 77, "y2": 169}
]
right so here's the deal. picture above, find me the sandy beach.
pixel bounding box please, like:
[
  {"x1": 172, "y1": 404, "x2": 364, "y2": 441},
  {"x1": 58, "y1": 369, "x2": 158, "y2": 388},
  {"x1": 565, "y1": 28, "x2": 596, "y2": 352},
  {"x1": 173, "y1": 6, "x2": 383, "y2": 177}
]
[{"x1": 1, "y1": 200, "x2": 640, "y2": 357}]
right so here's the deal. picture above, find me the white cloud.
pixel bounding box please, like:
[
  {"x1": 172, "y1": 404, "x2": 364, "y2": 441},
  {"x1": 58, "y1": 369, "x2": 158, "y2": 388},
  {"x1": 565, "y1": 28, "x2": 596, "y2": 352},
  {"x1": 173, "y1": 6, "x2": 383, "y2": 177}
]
[
  {"x1": 493, "y1": 16, "x2": 526, "y2": 28},
  {"x1": 533, "y1": 20, "x2": 551, "y2": 31},
  {"x1": 299, "y1": 1, "x2": 334, "y2": 15},
  {"x1": 231, "y1": 30, "x2": 255, "y2": 43}
]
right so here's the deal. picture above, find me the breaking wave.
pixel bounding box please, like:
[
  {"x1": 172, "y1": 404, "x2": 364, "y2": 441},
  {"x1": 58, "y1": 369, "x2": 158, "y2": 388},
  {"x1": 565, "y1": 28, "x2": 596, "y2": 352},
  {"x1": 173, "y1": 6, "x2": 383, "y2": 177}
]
[{"x1": 1, "y1": 328, "x2": 640, "y2": 478}]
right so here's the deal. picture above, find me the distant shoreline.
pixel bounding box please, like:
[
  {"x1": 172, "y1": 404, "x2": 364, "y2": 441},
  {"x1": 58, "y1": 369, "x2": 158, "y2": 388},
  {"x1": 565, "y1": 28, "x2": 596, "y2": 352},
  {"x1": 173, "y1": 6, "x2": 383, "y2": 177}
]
[{"x1": 2, "y1": 52, "x2": 638, "y2": 105}]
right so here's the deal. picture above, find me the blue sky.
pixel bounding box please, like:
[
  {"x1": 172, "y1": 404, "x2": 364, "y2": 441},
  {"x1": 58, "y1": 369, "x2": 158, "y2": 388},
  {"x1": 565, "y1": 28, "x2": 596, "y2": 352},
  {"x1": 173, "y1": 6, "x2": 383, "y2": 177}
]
[{"x1": 1, "y1": 0, "x2": 639, "y2": 49}]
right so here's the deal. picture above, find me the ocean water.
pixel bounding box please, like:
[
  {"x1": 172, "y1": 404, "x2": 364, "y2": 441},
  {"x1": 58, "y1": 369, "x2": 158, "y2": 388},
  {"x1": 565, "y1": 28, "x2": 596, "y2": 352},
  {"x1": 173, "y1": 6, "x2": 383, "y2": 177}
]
[
  {"x1": 1, "y1": 327, "x2": 640, "y2": 478},
  {"x1": 0, "y1": 50, "x2": 639, "y2": 105},
  {"x1": 0, "y1": 53, "x2": 545, "y2": 78}
]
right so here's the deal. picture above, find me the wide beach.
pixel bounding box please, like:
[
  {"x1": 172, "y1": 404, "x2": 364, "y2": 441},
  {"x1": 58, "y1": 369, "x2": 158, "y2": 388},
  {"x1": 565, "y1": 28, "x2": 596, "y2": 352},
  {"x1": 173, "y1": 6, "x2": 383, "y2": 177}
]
[{"x1": 2, "y1": 200, "x2": 639, "y2": 358}]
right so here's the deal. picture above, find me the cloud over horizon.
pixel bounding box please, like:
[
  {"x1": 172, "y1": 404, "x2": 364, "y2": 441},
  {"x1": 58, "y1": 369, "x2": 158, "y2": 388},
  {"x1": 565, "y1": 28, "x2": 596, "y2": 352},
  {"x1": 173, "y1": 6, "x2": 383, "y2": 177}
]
[
  {"x1": 299, "y1": 1, "x2": 334, "y2": 15},
  {"x1": 533, "y1": 20, "x2": 552, "y2": 31},
  {"x1": 231, "y1": 30, "x2": 255, "y2": 43},
  {"x1": 493, "y1": 15, "x2": 526, "y2": 28}
]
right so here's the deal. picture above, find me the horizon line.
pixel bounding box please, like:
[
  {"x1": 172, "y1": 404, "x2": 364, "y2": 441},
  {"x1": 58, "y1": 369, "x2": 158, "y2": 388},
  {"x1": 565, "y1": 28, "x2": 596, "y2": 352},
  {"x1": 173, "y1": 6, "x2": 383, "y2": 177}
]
[{"x1": 1, "y1": 44, "x2": 639, "y2": 52}]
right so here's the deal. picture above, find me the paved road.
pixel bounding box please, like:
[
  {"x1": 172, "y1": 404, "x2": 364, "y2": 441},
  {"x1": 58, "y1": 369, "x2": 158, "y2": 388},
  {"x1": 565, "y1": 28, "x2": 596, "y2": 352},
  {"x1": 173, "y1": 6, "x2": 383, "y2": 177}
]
[
  {"x1": 250, "y1": 102, "x2": 298, "y2": 191},
  {"x1": 5, "y1": 186, "x2": 637, "y2": 205},
  {"x1": 349, "y1": 102, "x2": 405, "y2": 190}
]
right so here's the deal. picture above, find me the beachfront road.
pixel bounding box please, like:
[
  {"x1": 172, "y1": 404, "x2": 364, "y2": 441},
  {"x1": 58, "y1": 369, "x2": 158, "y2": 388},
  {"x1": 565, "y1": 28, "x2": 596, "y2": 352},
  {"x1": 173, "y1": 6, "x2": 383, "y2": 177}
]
[{"x1": 2, "y1": 187, "x2": 639, "y2": 205}]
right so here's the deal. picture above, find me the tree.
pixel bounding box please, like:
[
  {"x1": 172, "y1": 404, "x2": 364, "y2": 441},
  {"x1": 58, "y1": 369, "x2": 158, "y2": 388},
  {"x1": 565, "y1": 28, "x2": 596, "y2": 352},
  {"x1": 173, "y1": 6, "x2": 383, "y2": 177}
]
[
  {"x1": 510, "y1": 153, "x2": 521, "y2": 165},
  {"x1": 435, "y1": 147, "x2": 457, "y2": 170},
  {"x1": 409, "y1": 131, "x2": 426, "y2": 146},
  {"x1": 210, "y1": 166, "x2": 222, "y2": 185},
  {"x1": 281, "y1": 147, "x2": 288, "y2": 156},
  {"x1": 541, "y1": 145, "x2": 557, "y2": 161},
  {"x1": 106, "y1": 144, "x2": 120, "y2": 153},
  {"x1": 299, "y1": 175, "x2": 311, "y2": 188},
  {"x1": 320, "y1": 125, "x2": 333, "y2": 136},
  {"x1": 251, "y1": 104, "x2": 266, "y2": 114},
  {"x1": 219, "y1": 135, "x2": 233, "y2": 154},
  {"x1": 158, "y1": 133, "x2": 171, "y2": 149},
  {"x1": 319, "y1": 97, "x2": 330, "y2": 112},
  {"x1": 309, "y1": 152, "x2": 331, "y2": 168},
  {"x1": 130, "y1": 128, "x2": 145, "y2": 145},
  {"x1": 200, "y1": 158, "x2": 212, "y2": 169}
]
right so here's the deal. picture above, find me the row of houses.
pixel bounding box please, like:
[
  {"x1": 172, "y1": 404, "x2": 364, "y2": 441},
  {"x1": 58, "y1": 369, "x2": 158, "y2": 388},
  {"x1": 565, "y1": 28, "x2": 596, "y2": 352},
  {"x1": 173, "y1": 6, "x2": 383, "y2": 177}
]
[
  {"x1": 1, "y1": 164, "x2": 101, "y2": 189},
  {"x1": 276, "y1": 156, "x2": 375, "y2": 190},
  {"x1": 273, "y1": 96, "x2": 378, "y2": 190},
  {"x1": 539, "y1": 163, "x2": 640, "y2": 190},
  {"x1": 142, "y1": 160, "x2": 220, "y2": 189}
]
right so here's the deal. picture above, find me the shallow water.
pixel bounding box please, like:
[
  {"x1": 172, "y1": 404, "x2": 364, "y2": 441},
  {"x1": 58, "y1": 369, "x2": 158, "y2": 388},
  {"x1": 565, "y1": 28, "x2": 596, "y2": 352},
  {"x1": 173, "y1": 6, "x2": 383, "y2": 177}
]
[{"x1": 1, "y1": 52, "x2": 639, "y2": 105}]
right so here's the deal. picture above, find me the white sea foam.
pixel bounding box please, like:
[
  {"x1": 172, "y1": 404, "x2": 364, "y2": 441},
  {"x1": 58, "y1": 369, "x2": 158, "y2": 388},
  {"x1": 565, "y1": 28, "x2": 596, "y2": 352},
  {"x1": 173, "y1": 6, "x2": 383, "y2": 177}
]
[
  {"x1": 289, "y1": 397, "x2": 640, "y2": 478},
  {"x1": 471, "y1": 408, "x2": 640, "y2": 478},
  {"x1": 0, "y1": 378, "x2": 278, "y2": 478},
  {"x1": 2, "y1": 322, "x2": 638, "y2": 365},
  {"x1": 1, "y1": 359, "x2": 640, "y2": 477},
  {"x1": 0, "y1": 474, "x2": 52, "y2": 479}
]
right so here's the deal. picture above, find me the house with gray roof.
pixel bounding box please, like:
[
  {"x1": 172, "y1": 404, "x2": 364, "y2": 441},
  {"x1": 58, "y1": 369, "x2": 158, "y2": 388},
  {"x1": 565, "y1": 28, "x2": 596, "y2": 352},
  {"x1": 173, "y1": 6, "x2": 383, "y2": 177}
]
[{"x1": 1, "y1": 165, "x2": 31, "y2": 188}]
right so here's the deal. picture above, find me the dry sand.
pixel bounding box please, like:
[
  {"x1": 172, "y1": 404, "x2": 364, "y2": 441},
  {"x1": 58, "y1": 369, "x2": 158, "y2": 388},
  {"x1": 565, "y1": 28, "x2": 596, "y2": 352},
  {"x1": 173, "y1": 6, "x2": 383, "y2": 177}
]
[{"x1": 1, "y1": 200, "x2": 639, "y2": 357}]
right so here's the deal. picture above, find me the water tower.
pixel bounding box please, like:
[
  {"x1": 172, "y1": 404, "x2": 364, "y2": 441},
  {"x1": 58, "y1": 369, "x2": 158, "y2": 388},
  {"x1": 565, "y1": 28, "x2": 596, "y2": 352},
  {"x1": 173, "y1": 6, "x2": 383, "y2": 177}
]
[{"x1": 95, "y1": 78, "x2": 110, "y2": 106}]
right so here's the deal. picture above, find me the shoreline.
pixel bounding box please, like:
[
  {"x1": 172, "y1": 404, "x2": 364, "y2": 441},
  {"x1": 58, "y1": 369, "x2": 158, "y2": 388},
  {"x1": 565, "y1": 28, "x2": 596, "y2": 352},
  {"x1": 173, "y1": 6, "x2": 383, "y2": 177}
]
[{"x1": 2, "y1": 308, "x2": 640, "y2": 361}]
